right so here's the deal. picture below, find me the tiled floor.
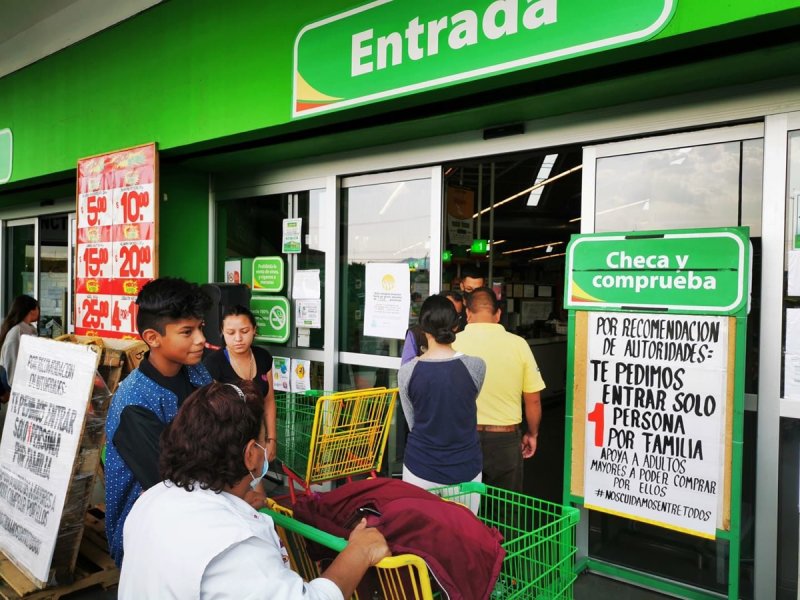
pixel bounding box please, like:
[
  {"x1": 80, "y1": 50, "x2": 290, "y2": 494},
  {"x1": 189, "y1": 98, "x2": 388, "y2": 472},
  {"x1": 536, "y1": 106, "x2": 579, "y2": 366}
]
[
  {"x1": 574, "y1": 573, "x2": 671, "y2": 599},
  {"x1": 62, "y1": 572, "x2": 671, "y2": 599}
]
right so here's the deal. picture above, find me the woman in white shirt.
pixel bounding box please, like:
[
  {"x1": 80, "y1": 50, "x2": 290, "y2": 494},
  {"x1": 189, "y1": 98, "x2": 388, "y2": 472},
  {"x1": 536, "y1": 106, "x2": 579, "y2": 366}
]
[
  {"x1": 0, "y1": 294, "x2": 39, "y2": 386},
  {"x1": 119, "y1": 381, "x2": 390, "y2": 599}
]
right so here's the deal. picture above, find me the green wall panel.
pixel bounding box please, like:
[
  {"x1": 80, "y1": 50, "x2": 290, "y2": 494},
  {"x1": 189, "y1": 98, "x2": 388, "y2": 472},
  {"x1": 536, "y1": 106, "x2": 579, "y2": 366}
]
[
  {"x1": 157, "y1": 165, "x2": 209, "y2": 282},
  {"x1": 1, "y1": 0, "x2": 799, "y2": 184}
]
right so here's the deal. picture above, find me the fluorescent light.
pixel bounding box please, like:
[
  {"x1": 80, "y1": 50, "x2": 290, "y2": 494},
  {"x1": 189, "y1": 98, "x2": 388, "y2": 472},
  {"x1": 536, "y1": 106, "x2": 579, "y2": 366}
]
[
  {"x1": 502, "y1": 241, "x2": 564, "y2": 256},
  {"x1": 529, "y1": 252, "x2": 566, "y2": 262},
  {"x1": 527, "y1": 154, "x2": 558, "y2": 207},
  {"x1": 472, "y1": 164, "x2": 583, "y2": 219}
]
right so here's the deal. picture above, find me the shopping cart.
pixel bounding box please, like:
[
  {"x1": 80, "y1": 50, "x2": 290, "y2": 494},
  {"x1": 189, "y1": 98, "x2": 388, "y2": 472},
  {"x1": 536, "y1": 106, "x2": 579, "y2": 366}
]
[
  {"x1": 265, "y1": 498, "x2": 436, "y2": 600},
  {"x1": 276, "y1": 388, "x2": 398, "y2": 502},
  {"x1": 262, "y1": 481, "x2": 579, "y2": 599}
]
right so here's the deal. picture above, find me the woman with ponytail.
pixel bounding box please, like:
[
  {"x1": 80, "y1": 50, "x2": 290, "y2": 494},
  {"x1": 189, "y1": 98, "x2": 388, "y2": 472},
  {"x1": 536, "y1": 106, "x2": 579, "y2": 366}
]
[
  {"x1": 397, "y1": 294, "x2": 485, "y2": 510},
  {"x1": 0, "y1": 295, "x2": 39, "y2": 386}
]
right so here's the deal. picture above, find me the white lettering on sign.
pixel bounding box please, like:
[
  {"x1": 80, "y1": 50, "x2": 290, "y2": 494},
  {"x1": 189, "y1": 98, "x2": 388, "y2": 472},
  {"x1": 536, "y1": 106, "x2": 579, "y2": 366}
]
[
  {"x1": 592, "y1": 272, "x2": 716, "y2": 294},
  {"x1": 351, "y1": 0, "x2": 558, "y2": 77},
  {"x1": 605, "y1": 251, "x2": 689, "y2": 270}
]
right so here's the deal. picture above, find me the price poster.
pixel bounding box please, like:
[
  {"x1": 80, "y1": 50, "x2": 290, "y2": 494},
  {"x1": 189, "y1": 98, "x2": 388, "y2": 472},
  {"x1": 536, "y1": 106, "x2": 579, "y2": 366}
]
[
  {"x1": 583, "y1": 312, "x2": 728, "y2": 538},
  {"x1": 76, "y1": 143, "x2": 158, "y2": 338}
]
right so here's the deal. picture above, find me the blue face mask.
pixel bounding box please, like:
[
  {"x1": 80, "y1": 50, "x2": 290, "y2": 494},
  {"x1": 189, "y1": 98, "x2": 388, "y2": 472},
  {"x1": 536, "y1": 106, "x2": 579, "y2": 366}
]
[{"x1": 249, "y1": 442, "x2": 269, "y2": 490}]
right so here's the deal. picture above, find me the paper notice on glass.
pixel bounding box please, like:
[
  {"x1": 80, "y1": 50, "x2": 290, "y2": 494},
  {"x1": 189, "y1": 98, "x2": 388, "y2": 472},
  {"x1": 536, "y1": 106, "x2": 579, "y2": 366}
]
[
  {"x1": 364, "y1": 263, "x2": 410, "y2": 339},
  {"x1": 789, "y1": 251, "x2": 800, "y2": 296},
  {"x1": 224, "y1": 260, "x2": 242, "y2": 284},
  {"x1": 787, "y1": 309, "x2": 800, "y2": 355},
  {"x1": 291, "y1": 358, "x2": 311, "y2": 393},
  {"x1": 293, "y1": 269, "x2": 320, "y2": 299},
  {"x1": 272, "y1": 356, "x2": 290, "y2": 392},
  {"x1": 296, "y1": 298, "x2": 322, "y2": 328},
  {"x1": 785, "y1": 354, "x2": 800, "y2": 400},
  {"x1": 282, "y1": 218, "x2": 302, "y2": 254},
  {"x1": 786, "y1": 309, "x2": 800, "y2": 399}
]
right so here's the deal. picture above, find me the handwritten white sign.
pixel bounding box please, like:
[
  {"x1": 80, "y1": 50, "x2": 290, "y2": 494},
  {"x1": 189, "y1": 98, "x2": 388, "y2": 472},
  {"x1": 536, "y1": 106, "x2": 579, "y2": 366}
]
[
  {"x1": 0, "y1": 337, "x2": 98, "y2": 585},
  {"x1": 583, "y1": 312, "x2": 728, "y2": 539}
]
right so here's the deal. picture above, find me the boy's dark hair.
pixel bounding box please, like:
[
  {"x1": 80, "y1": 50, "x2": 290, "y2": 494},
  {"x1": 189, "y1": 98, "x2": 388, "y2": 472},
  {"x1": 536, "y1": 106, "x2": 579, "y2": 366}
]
[
  {"x1": 419, "y1": 294, "x2": 459, "y2": 344},
  {"x1": 160, "y1": 381, "x2": 264, "y2": 492},
  {"x1": 221, "y1": 304, "x2": 257, "y2": 330},
  {"x1": 136, "y1": 277, "x2": 211, "y2": 336},
  {"x1": 465, "y1": 287, "x2": 500, "y2": 314}
]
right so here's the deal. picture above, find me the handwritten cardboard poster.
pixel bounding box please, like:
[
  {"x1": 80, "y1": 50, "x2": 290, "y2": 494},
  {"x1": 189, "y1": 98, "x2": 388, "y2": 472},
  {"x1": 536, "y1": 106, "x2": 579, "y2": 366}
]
[
  {"x1": 76, "y1": 143, "x2": 158, "y2": 338},
  {"x1": 583, "y1": 311, "x2": 728, "y2": 538},
  {"x1": 363, "y1": 263, "x2": 410, "y2": 340},
  {"x1": 0, "y1": 337, "x2": 99, "y2": 585}
]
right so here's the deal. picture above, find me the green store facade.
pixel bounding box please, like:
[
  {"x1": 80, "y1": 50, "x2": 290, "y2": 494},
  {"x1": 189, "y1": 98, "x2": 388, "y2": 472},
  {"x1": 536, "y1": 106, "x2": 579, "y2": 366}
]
[{"x1": 3, "y1": 0, "x2": 800, "y2": 597}]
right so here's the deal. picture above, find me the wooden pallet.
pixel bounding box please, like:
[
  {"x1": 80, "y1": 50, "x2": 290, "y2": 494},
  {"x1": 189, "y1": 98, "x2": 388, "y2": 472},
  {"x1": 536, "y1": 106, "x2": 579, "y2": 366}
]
[{"x1": 0, "y1": 511, "x2": 118, "y2": 600}]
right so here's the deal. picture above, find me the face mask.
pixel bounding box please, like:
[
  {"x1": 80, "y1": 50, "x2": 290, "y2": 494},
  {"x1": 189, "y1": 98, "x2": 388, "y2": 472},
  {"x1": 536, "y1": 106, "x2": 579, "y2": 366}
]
[{"x1": 249, "y1": 442, "x2": 269, "y2": 490}]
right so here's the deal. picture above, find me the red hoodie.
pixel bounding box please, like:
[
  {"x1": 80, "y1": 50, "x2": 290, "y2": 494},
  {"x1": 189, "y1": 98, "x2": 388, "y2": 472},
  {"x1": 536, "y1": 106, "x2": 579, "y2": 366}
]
[{"x1": 293, "y1": 478, "x2": 505, "y2": 600}]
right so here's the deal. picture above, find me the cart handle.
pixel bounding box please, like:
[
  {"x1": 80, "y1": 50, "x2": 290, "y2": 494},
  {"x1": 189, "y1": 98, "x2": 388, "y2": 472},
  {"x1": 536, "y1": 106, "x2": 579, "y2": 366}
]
[{"x1": 260, "y1": 507, "x2": 348, "y2": 552}]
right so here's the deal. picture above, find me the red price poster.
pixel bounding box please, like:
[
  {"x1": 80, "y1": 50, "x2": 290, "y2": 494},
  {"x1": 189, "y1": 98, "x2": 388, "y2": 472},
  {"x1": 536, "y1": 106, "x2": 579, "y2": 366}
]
[{"x1": 76, "y1": 143, "x2": 157, "y2": 338}]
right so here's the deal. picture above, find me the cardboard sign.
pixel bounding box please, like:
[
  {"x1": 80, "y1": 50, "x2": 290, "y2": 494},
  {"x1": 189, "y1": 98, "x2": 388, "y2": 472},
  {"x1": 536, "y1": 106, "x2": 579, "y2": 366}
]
[
  {"x1": 582, "y1": 311, "x2": 728, "y2": 538},
  {"x1": 75, "y1": 143, "x2": 158, "y2": 338},
  {"x1": 0, "y1": 337, "x2": 99, "y2": 585}
]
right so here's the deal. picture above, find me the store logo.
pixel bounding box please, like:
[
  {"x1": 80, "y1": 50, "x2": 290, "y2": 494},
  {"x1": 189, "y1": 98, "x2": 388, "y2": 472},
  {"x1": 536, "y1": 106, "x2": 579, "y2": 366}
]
[
  {"x1": 381, "y1": 274, "x2": 396, "y2": 291},
  {"x1": 0, "y1": 129, "x2": 12, "y2": 184},
  {"x1": 293, "y1": 0, "x2": 676, "y2": 117}
]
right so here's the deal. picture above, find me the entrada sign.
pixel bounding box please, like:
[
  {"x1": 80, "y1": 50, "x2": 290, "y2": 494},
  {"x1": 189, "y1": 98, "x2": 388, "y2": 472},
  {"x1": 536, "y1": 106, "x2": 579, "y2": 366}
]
[
  {"x1": 565, "y1": 228, "x2": 749, "y2": 314},
  {"x1": 293, "y1": 0, "x2": 675, "y2": 116}
]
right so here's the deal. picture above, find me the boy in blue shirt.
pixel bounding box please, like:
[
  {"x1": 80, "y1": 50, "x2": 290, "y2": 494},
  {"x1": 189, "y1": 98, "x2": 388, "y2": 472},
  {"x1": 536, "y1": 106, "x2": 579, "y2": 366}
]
[{"x1": 105, "y1": 277, "x2": 213, "y2": 566}]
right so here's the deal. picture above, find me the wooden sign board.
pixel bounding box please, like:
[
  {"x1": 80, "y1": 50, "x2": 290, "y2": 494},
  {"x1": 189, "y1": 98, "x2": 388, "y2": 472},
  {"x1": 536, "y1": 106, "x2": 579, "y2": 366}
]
[
  {"x1": 570, "y1": 311, "x2": 735, "y2": 538},
  {"x1": 0, "y1": 337, "x2": 100, "y2": 587}
]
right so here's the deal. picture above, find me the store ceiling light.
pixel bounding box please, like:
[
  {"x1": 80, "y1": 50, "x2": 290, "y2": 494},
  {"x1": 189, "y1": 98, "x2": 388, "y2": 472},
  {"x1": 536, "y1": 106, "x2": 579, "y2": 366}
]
[
  {"x1": 529, "y1": 252, "x2": 566, "y2": 262},
  {"x1": 502, "y1": 241, "x2": 564, "y2": 255},
  {"x1": 526, "y1": 154, "x2": 558, "y2": 207},
  {"x1": 472, "y1": 165, "x2": 582, "y2": 219}
]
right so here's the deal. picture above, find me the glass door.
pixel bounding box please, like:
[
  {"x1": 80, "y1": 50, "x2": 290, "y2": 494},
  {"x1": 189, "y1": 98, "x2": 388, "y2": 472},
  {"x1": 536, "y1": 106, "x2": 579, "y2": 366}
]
[
  {"x1": 215, "y1": 184, "x2": 328, "y2": 389},
  {"x1": 337, "y1": 167, "x2": 442, "y2": 476},
  {"x1": 3, "y1": 214, "x2": 73, "y2": 338},
  {"x1": 38, "y1": 214, "x2": 69, "y2": 338},
  {"x1": 582, "y1": 124, "x2": 764, "y2": 597},
  {"x1": 3, "y1": 218, "x2": 37, "y2": 313}
]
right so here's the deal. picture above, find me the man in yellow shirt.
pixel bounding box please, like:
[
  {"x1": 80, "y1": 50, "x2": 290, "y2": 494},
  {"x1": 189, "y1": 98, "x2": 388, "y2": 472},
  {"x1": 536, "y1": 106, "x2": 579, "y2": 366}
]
[{"x1": 453, "y1": 288, "x2": 545, "y2": 492}]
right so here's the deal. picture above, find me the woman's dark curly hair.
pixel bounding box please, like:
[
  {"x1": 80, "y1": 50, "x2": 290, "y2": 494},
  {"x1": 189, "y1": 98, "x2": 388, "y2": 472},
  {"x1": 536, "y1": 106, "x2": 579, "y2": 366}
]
[
  {"x1": 159, "y1": 380, "x2": 264, "y2": 492},
  {"x1": 419, "y1": 294, "x2": 459, "y2": 345}
]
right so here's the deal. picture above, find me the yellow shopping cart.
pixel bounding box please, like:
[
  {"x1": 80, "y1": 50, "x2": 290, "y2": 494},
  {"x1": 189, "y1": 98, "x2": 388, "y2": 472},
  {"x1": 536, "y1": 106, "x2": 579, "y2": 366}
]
[
  {"x1": 262, "y1": 482, "x2": 579, "y2": 599},
  {"x1": 264, "y1": 498, "x2": 436, "y2": 600},
  {"x1": 276, "y1": 388, "x2": 398, "y2": 503}
]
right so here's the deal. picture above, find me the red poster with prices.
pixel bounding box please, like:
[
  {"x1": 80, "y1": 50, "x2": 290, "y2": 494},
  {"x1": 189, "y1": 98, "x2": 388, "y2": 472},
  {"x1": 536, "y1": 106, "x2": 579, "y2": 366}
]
[{"x1": 76, "y1": 144, "x2": 158, "y2": 339}]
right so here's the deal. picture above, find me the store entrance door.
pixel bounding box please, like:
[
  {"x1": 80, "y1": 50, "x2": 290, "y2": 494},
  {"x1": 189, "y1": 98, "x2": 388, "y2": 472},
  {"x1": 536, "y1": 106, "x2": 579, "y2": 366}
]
[
  {"x1": 581, "y1": 124, "x2": 764, "y2": 597},
  {"x1": 3, "y1": 214, "x2": 72, "y2": 338},
  {"x1": 3, "y1": 218, "x2": 36, "y2": 309},
  {"x1": 438, "y1": 147, "x2": 583, "y2": 502}
]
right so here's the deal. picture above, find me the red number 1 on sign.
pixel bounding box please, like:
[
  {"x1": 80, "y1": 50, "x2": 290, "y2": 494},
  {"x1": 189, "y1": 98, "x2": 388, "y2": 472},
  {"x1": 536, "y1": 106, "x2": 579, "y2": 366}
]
[{"x1": 587, "y1": 403, "x2": 605, "y2": 447}]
